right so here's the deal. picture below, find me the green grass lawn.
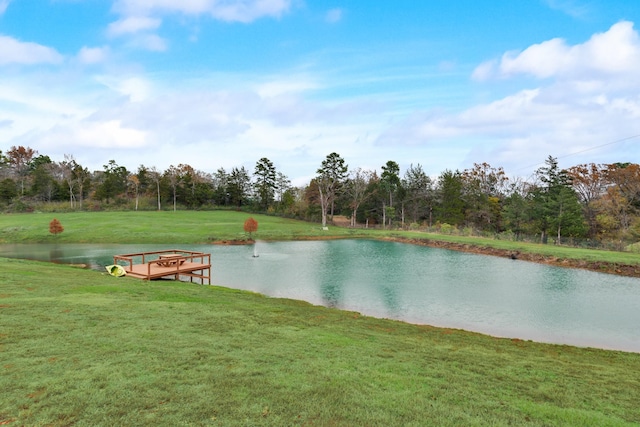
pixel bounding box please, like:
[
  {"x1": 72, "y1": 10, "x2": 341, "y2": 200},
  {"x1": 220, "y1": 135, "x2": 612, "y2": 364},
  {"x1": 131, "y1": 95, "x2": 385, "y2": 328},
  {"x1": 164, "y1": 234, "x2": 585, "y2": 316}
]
[
  {"x1": 0, "y1": 210, "x2": 358, "y2": 244},
  {"x1": 2, "y1": 258, "x2": 639, "y2": 426}
]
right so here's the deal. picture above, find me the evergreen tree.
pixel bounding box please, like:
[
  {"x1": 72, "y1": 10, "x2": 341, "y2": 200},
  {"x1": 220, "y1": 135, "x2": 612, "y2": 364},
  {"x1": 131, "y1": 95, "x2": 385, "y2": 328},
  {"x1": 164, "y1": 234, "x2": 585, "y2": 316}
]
[
  {"x1": 403, "y1": 163, "x2": 433, "y2": 225},
  {"x1": 435, "y1": 170, "x2": 465, "y2": 226},
  {"x1": 380, "y1": 161, "x2": 401, "y2": 228},
  {"x1": 95, "y1": 160, "x2": 128, "y2": 204},
  {"x1": 531, "y1": 156, "x2": 587, "y2": 243},
  {"x1": 228, "y1": 167, "x2": 251, "y2": 207},
  {"x1": 254, "y1": 157, "x2": 277, "y2": 210}
]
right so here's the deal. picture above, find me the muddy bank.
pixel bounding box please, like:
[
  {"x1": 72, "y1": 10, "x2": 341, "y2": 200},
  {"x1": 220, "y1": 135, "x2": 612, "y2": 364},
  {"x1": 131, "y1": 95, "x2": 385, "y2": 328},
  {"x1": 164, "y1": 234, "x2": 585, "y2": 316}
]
[
  {"x1": 383, "y1": 236, "x2": 640, "y2": 279},
  {"x1": 211, "y1": 239, "x2": 253, "y2": 245}
]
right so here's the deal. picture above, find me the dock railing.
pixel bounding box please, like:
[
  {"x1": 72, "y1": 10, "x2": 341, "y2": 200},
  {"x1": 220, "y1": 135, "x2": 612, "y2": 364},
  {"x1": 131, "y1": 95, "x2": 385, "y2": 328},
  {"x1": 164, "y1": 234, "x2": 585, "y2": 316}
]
[{"x1": 113, "y1": 249, "x2": 211, "y2": 284}]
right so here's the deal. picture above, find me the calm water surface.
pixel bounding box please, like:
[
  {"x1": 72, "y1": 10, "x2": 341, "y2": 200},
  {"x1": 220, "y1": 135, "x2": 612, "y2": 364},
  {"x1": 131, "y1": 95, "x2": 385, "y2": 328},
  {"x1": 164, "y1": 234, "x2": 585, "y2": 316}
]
[{"x1": 2, "y1": 240, "x2": 639, "y2": 352}]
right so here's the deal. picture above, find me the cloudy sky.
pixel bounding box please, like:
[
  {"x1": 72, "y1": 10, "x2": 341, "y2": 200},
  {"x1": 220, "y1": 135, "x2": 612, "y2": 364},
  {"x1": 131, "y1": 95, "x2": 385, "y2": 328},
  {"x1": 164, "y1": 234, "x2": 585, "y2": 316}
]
[{"x1": 1, "y1": 0, "x2": 639, "y2": 185}]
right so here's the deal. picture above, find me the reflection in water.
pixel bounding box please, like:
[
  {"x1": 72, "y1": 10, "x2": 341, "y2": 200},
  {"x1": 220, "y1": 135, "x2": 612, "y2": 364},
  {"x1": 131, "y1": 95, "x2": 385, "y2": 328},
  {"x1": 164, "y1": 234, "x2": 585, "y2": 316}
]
[
  {"x1": 49, "y1": 245, "x2": 64, "y2": 263},
  {"x1": 542, "y1": 266, "x2": 578, "y2": 292},
  {"x1": 317, "y1": 241, "x2": 345, "y2": 308},
  {"x1": 379, "y1": 285, "x2": 400, "y2": 316},
  {"x1": 371, "y1": 243, "x2": 402, "y2": 316},
  {"x1": 1, "y1": 240, "x2": 640, "y2": 352},
  {"x1": 320, "y1": 281, "x2": 341, "y2": 308}
]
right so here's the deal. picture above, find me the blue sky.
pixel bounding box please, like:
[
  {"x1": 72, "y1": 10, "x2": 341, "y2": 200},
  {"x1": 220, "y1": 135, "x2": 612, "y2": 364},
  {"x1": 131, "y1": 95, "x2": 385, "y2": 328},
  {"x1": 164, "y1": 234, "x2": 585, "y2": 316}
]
[{"x1": 1, "y1": 0, "x2": 639, "y2": 185}]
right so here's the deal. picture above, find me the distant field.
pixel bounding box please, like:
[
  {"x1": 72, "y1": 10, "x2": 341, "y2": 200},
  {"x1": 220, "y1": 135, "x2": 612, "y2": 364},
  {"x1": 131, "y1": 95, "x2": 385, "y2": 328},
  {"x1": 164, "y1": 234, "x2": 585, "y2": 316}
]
[
  {"x1": 1, "y1": 258, "x2": 639, "y2": 426},
  {"x1": 0, "y1": 210, "x2": 361, "y2": 244}
]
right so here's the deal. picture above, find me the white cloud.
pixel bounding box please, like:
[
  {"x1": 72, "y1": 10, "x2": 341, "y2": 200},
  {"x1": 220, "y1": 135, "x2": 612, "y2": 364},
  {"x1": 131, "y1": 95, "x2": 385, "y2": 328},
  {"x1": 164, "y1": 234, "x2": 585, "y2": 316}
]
[
  {"x1": 380, "y1": 19, "x2": 640, "y2": 175},
  {"x1": 113, "y1": 94, "x2": 252, "y2": 142},
  {"x1": 0, "y1": 0, "x2": 9, "y2": 15},
  {"x1": 104, "y1": 1, "x2": 290, "y2": 53},
  {"x1": 0, "y1": 35, "x2": 63, "y2": 65},
  {"x1": 255, "y1": 77, "x2": 319, "y2": 97},
  {"x1": 37, "y1": 120, "x2": 148, "y2": 150},
  {"x1": 1, "y1": 69, "x2": 382, "y2": 178},
  {"x1": 112, "y1": 0, "x2": 292, "y2": 23},
  {"x1": 544, "y1": 0, "x2": 590, "y2": 19},
  {"x1": 129, "y1": 33, "x2": 168, "y2": 51},
  {"x1": 106, "y1": 16, "x2": 167, "y2": 51},
  {"x1": 107, "y1": 16, "x2": 162, "y2": 37},
  {"x1": 474, "y1": 21, "x2": 640, "y2": 81},
  {"x1": 499, "y1": 38, "x2": 570, "y2": 79},
  {"x1": 6, "y1": 119, "x2": 140, "y2": 173},
  {"x1": 325, "y1": 8, "x2": 343, "y2": 24},
  {"x1": 471, "y1": 59, "x2": 497, "y2": 81},
  {"x1": 77, "y1": 46, "x2": 110, "y2": 64},
  {"x1": 95, "y1": 75, "x2": 154, "y2": 102}
]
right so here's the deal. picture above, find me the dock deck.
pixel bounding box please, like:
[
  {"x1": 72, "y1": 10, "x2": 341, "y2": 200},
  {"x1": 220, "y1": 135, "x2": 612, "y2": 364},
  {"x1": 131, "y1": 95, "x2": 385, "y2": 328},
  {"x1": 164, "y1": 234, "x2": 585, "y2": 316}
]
[{"x1": 114, "y1": 249, "x2": 211, "y2": 284}]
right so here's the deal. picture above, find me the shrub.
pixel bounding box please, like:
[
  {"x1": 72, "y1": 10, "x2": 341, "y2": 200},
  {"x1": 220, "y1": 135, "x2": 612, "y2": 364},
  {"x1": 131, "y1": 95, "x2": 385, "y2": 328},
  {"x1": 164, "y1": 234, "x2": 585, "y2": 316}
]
[
  {"x1": 243, "y1": 217, "x2": 258, "y2": 239},
  {"x1": 49, "y1": 218, "x2": 64, "y2": 236},
  {"x1": 439, "y1": 223, "x2": 455, "y2": 235}
]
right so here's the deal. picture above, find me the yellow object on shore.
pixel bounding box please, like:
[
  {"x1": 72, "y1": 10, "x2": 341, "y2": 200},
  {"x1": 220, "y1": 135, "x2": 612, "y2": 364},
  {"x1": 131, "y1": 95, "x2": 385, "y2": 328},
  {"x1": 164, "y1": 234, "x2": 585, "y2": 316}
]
[{"x1": 105, "y1": 264, "x2": 126, "y2": 277}]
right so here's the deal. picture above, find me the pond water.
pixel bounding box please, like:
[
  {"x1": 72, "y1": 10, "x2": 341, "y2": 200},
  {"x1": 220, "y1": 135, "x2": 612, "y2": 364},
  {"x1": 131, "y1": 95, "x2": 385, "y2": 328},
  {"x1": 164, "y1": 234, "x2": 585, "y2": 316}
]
[{"x1": 2, "y1": 240, "x2": 639, "y2": 352}]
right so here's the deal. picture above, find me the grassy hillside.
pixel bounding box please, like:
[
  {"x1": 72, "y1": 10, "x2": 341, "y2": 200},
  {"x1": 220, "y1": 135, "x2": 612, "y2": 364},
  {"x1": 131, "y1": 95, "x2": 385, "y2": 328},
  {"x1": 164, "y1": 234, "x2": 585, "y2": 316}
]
[
  {"x1": 2, "y1": 258, "x2": 639, "y2": 426},
  {"x1": 0, "y1": 210, "x2": 357, "y2": 244}
]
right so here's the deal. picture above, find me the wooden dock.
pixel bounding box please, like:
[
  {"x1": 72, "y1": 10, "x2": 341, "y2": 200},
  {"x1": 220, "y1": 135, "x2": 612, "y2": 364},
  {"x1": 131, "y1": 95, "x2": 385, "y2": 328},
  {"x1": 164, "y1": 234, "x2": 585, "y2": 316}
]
[{"x1": 113, "y1": 249, "x2": 211, "y2": 285}]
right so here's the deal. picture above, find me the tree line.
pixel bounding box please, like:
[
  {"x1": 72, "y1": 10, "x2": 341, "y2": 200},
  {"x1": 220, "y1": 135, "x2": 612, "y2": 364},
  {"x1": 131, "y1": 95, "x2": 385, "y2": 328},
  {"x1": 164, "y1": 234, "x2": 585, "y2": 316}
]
[{"x1": 1, "y1": 146, "x2": 639, "y2": 246}]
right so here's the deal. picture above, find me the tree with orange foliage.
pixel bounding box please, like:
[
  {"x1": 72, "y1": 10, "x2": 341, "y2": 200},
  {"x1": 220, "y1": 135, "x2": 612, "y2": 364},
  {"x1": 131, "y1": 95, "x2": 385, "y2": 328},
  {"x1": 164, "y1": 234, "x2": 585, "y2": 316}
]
[
  {"x1": 6, "y1": 145, "x2": 37, "y2": 196},
  {"x1": 243, "y1": 217, "x2": 258, "y2": 239},
  {"x1": 566, "y1": 163, "x2": 606, "y2": 238},
  {"x1": 49, "y1": 218, "x2": 64, "y2": 237}
]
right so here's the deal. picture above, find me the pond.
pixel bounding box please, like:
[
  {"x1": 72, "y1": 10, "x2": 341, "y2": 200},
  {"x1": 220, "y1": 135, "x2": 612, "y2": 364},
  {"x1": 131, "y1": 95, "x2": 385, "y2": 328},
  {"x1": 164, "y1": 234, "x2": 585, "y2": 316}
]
[{"x1": 2, "y1": 239, "x2": 639, "y2": 353}]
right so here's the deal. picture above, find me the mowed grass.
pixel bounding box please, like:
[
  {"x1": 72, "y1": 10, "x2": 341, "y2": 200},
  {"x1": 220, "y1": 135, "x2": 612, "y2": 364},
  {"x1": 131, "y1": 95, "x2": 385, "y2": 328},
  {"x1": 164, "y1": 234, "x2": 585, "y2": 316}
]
[
  {"x1": 0, "y1": 210, "x2": 360, "y2": 244},
  {"x1": 1, "y1": 210, "x2": 640, "y2": 267},
  {"x1": 1, "y1": 258, "x2": 639, "y2": 426}
]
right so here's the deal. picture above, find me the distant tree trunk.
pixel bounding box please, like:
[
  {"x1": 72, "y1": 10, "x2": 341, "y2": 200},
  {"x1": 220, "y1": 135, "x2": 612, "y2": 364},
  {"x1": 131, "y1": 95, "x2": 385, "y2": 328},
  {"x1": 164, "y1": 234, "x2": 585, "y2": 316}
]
[
  {"x1": 78, "y1": 182, "x2": 84, "y2": 209},
  {"x1": 319, "y1": 186, "x2": 329, "y2": 228},
  {"x1": 557, "y1": 220, "x2": 563, "y2": 244},
  {"x1": 382, "y1": 201, "x2": 386, "y2": 229},
  {"x1": 173, "y1": 188, "x2": 177, "y2": 212},
  {"x1": 68, "y1": 183, "x2": 75, "y2": 208}
]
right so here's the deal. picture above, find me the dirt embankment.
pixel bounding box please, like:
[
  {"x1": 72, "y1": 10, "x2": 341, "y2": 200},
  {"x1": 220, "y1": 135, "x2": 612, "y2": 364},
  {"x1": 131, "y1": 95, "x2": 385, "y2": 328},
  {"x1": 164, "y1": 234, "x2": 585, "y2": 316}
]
[{"x1": 382, "y1": 236, "x2": 640, "y2": 279}]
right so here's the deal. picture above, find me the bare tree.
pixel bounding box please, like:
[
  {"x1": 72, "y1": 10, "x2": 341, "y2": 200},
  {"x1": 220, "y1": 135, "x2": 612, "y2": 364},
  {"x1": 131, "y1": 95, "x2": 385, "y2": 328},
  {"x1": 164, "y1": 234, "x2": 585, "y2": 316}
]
[
  {"x1": 346, "y1": 168, "x2": 375, "y2": 227},
  {"x1": 128, "y1": 175, "x2": 140, "y2": 210},
  {"x1": 149, "y1": 167, "x2": 162, "y2": 210},
  {"x1": 60, "y1": 154, "x2": 77, "y2": 208}
]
